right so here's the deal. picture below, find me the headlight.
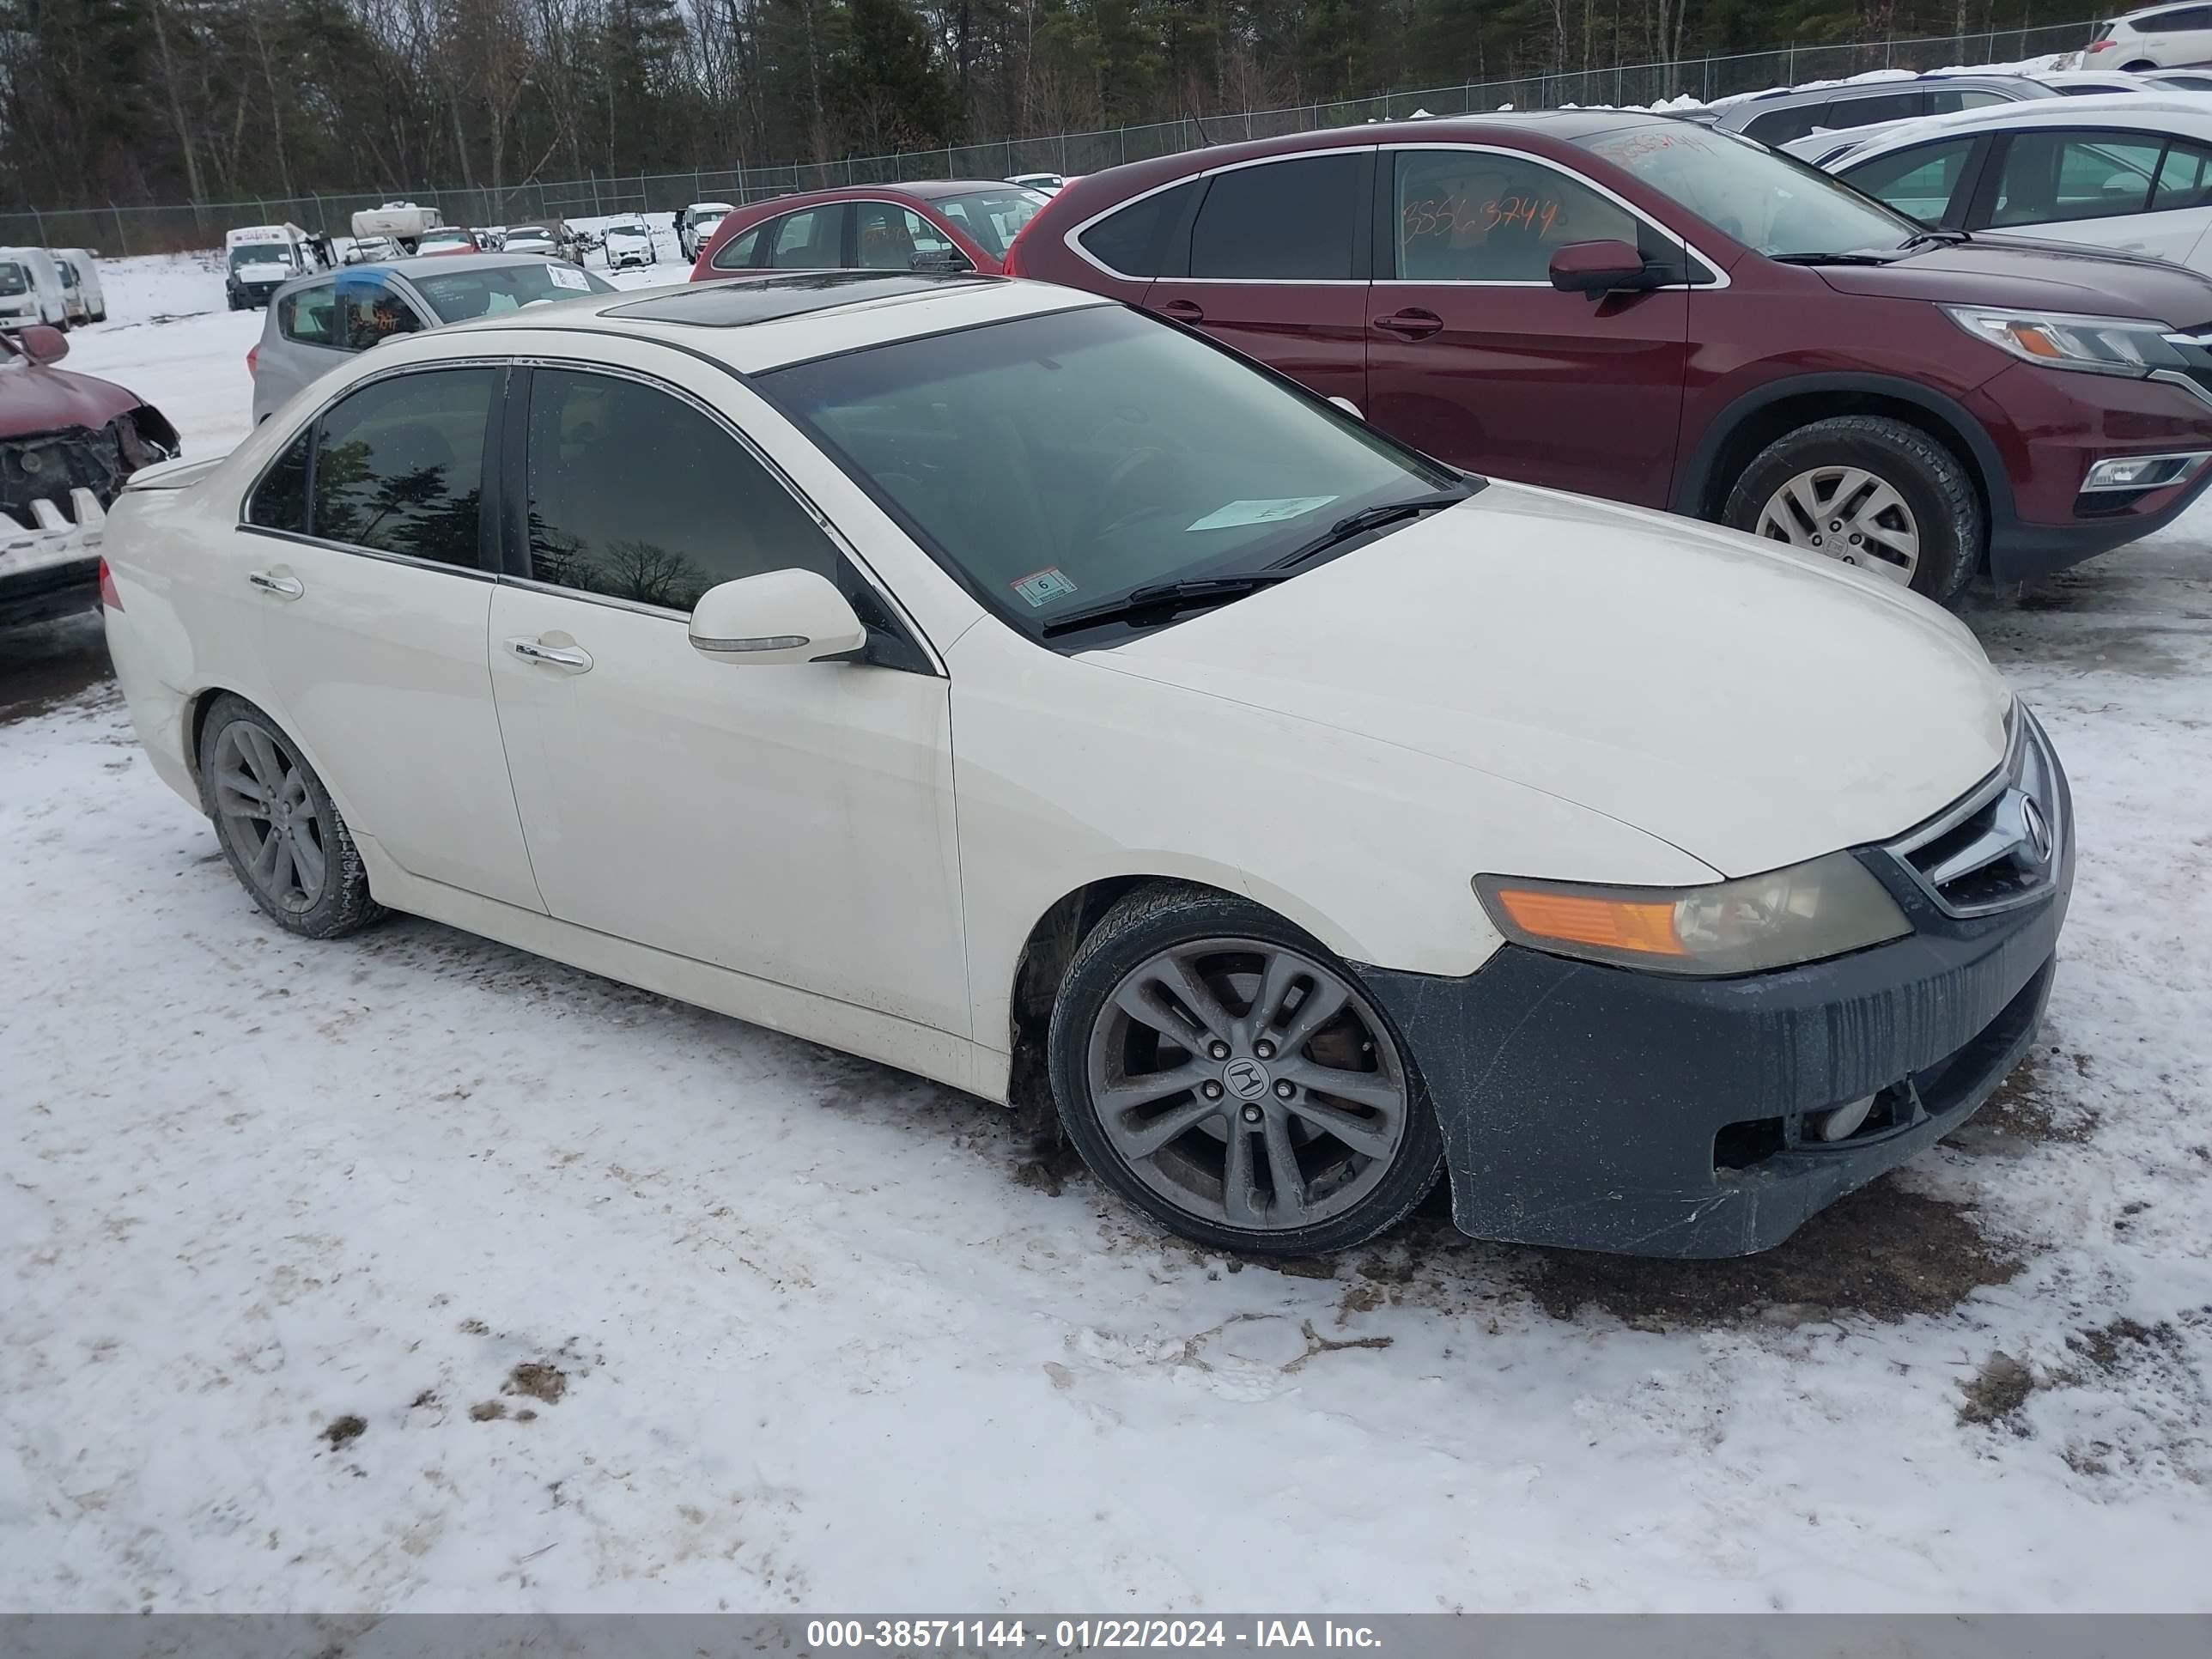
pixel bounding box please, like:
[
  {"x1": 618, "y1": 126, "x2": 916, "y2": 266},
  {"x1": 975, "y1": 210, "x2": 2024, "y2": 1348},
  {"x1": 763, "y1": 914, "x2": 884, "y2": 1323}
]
[
  {"x1": 1942, "y1": 305, "x2": 2186, "y2": 378},
  {"x1": 1474, "y1": 851, "x2": 1911, "y2": 976}
]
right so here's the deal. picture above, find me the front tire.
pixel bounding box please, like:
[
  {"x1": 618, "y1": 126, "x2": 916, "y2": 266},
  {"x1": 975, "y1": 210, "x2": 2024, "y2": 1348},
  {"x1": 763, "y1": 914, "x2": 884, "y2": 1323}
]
[
  {"x1": 1723, "y1": 414, "x2": 1982, "y2": 602},
  {"x1": 197, "y1": 695, "x2": 385, "y2": 939},
  {"x1": 1048, "y1": 884, "x2": 1444, "y2": 1257}
]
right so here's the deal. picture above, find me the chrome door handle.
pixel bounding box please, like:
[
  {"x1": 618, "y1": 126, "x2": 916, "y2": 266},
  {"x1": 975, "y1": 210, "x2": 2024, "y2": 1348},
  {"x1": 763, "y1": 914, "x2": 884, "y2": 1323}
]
[
  {"x1": 506, "y1": 635, "x2": 593, "y2": 672},
  {"x1": 247, "y1": 568, "x2": 303, "y2": 599}
]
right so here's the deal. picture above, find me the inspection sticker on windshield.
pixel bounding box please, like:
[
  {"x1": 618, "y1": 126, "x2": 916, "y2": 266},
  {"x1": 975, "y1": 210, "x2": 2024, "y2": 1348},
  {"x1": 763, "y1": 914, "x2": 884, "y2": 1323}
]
[
  {"x1": 545, "y1": 263, "x2": 591, "y2": 290},
  {"x1": 1186, "y1": 495, "x2": 1337, "y2": 532},
  {"x1": 1012, "y1": 567, "x2": 1079, "y2": 607}
]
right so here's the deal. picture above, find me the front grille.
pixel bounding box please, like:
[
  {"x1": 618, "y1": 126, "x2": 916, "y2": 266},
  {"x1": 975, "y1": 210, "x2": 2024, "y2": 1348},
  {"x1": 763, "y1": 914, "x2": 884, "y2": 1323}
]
[{"x1": 1887, "y1": 705, "x2": 2066, "y2": 918}]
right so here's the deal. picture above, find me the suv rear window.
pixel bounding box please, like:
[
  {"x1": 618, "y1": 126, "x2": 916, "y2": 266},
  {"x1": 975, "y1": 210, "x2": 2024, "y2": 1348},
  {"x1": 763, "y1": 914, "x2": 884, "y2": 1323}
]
[{"x1": 1189, "y1": 154, "x2": 1364, "y2": 280}]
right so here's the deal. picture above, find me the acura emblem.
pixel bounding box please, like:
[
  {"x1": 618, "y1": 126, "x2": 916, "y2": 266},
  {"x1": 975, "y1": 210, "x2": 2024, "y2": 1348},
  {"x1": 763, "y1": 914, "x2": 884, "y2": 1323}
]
[{"x1": 2020, "y1": 796, "x2": 2052, "y2": 866}]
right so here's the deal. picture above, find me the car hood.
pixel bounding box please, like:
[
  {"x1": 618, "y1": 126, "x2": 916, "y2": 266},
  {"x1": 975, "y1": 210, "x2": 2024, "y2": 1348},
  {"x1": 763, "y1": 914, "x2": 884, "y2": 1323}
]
[
  {"x1": 1089, "y1": 482, "x2": 2010, "y2": 878},
  {"x1": 0, "y1": 358, "x2": 144, "y2": 435},
  {"x1": 1814, "y1": 234, "x2": 2212, "y2": 325}
]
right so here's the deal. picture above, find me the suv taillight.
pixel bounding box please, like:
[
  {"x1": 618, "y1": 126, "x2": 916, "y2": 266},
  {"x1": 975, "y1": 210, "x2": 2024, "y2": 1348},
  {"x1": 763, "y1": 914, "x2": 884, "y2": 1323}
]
[
  {"x1": 97, "y1": 558, "x2": 122, "y2": 611},
  {"x1": 246, "y1": 343, "x2": 259, "y2": 377},
  {"x1": 2087, "y1": 37, "x2": 2114, "y2": 51}
]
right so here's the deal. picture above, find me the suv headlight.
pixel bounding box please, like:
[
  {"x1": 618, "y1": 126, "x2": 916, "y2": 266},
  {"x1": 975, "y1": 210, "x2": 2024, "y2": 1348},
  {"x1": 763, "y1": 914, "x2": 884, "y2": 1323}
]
[
  {"x1": 1942, "y1": 306, "x2": 2186, "y2": 378},
  {"x1": 1474, "y1": 851, "x2": 1911, "y2": 976}
]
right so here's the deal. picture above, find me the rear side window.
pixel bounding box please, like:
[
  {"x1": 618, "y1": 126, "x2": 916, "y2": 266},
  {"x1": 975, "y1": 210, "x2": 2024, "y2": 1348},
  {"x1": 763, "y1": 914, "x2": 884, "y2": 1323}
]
[
  {"x1": 278, "y1": 284, "x2": 339, "y2": 347},
  {"x1": 1077, "y1": 179, "x2": 1202, "y2": 276},
  {"x1": 1840, "y1": 137, "x2": 1976, "y2": 222},
  {"x1": 1189, "y1": 155, "x2": 1364, "y2": 280},
  {"x1": 1741, "y1": 103, "x2": 1831, "y2": 146},
  {"x1": 2153, "y1": 4, "x2": 2212, "y2": 25},
  {"x1": 248, "y1": 430, "x2": 312, "y2": 532},
  {"x1": 1392, "y1": 149, "x2": 1639, "y2": 281},
  {"x1": 1925, "y1": 88, "x2": 2009, "y2": 113},
  {"x1": 337, "y1": 277, "x2": 422, "y2": 350},
  {"x1": 709, "y1": 222, "x2": 769, "y2": 270},
  {"x1": 1821, "y1": 89, "x2": 1924, "y2": 128},
  {"x1": 524, "y1": 368, "x2": 836, "y2": 611},
  {"x1": 311, "y1": 368, "x2": 495, "y2": 567},
  {"x1": 766, "y1": 206, "x2": 848, "y2": 268},
  {"x1": 1991, "y1": 131, "x2": 2164, "y2": 225}
]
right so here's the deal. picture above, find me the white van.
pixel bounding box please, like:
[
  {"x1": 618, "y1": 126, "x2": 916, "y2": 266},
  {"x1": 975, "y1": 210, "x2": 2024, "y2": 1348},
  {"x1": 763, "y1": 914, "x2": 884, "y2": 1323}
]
[
  {"x1": 57, "y1": 249, "x2": 106, "y2": 323},
  {"x1": 0, "y1": 247, "x2": 70, "y2": 328},
  {"x1": 224, "y1": 224, "x2": 313, "y2": 310},
  {"x1": 349, "y1": 202, "x2": 444, "y2": 248},
  {"x1": 678, "y1": 201, "x2": 735, "y2": 261}
]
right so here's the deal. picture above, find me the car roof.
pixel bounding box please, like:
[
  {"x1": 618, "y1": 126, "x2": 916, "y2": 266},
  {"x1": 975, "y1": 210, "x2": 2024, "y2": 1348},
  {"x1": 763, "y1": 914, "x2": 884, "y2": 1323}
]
[
  {"x1": 297, "y1": 252, "x2": 592, "y2": 283},
  {"x1": 1817, "y1": 92, "x2": 2212, "y2": 165},
  {"x1": 422, "y1": 270, "x2": 1104, "y2": 374}
]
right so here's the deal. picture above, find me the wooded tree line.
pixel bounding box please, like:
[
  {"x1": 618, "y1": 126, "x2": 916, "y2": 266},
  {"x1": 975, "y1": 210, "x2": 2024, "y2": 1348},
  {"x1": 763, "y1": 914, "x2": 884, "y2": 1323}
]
[{"x1": 1, "y1": 0, "x2": 2096, "y2": 210}]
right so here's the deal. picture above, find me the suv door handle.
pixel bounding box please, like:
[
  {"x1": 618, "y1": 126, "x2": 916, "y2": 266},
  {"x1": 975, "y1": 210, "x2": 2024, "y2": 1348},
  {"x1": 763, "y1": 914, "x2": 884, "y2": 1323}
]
[
  {"x1": 1372, "y1": 308, "x2": 1443, "y2": 340},
  {"x1": 246, "y1": 568, "x2": 303, "y2": 599},
  {"x1": 1158, "y1": 299, "x2": 1206, "y2": 323},
  {"x1": 506, "y1": 635, "x2": 593, "y2": 672}
]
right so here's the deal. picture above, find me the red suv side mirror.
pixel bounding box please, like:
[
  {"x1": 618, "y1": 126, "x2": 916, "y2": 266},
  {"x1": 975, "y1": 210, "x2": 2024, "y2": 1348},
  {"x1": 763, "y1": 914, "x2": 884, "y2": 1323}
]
[
  {"x1": 18, "y1": 323, "x2": 70, "y2": 365},
  {"x1": 1548, "y1": 240, "x2": 1653, "y2": 297}
]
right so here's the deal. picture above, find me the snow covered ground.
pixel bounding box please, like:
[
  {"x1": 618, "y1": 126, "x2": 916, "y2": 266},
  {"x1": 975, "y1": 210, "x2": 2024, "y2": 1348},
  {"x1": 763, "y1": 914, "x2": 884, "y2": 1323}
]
[{"x1": 4, "y1": 255, "x2": 2211, "y2": 1613}]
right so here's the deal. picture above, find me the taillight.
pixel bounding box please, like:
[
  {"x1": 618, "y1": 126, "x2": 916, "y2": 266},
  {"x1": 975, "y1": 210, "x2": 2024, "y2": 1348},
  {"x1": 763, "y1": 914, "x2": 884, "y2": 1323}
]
[
  {"x1": 97, "y1": 557, "x2": 122, "y2": 610},
  {"x1": 246, "y1": 343, "x2": 260, "y2": 377},
  {"x1": 2087, "y1": 38, "x2": 2113, "y2": 51}
]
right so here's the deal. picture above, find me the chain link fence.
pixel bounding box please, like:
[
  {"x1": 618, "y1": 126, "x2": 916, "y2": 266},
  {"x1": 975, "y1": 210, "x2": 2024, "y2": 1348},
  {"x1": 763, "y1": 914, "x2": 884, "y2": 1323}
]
[{"x1": 0, "y1": 19, "x2": 2098, "y2": 256}]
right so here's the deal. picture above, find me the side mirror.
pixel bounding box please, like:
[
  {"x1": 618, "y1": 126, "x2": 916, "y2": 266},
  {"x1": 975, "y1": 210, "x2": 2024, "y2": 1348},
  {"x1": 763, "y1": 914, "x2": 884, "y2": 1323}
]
[
  {"x1": 20, "y1": 323, "x2": 68, "y2": 365},
  {"x1": 1328, "y1": 395, "x2": 1365, "y2": 421},
  {"x1": 1548, "y1": 240, "x2": 1656, "y2": 296},
  {"x1": 690, "y1": 568, "x2": 866, "y2": 666}
]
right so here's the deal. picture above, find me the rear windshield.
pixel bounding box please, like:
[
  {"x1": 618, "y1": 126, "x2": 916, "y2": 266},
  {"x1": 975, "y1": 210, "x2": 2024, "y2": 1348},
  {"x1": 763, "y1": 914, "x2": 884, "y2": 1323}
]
[
  {"x1": 418, "y1": 230, "x2": 470, "y2": 244},
  {"x1": 0, "y1": 262, "x2": 26, "y2": 296},
  {"x1": 410, "y1": 262, "x2": 615, "y2": 319},
  {"x1": 507, "y1": 226, "x2": 551, "y2": 239},
  {"x1": 929, "y1": 188, "x2": 1048, "y2": 258}
]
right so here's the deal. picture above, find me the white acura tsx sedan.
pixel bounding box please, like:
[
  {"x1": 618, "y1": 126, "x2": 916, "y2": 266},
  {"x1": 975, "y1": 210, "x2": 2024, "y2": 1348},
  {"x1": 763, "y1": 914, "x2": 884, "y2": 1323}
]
[{"x1": 101, "y1": 272, "x2": 2072, "y2": 1260}]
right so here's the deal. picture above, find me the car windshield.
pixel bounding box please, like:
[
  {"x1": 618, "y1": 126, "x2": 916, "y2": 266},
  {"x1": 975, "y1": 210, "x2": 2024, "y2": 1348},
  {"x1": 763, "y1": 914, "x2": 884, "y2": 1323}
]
[
  {"x1": 230, "y1": 243, "x2": 295, "y2": 270},
  {"x1": 608, "y1": 222, "x2": 648, "y2": 237},
  {"x1": 507, "y1": 226, "x2": 551, "y2": 240},
  {"x1": 759, "y1": 304, "x2": 1464, "y2": 641},
  {"x1": 928, "y1": 187, "x2": 1048, "y2": 258},
  {"x1": 410, "y1": 262, "x2": 615, "y2": 319},
  {"x1": 1578, "y1": 122, "x2": 1923, "y2": 257},
  {"x1": 0, "y1": 262, "x2": 27, "y2": 296},
  {"x1": 418, "y1": 231, "x2": 469, "y2": 246}
]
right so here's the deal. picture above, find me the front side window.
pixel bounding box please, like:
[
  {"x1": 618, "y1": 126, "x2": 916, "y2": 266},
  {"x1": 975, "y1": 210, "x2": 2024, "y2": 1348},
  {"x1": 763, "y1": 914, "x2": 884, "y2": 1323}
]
[
  {"x1": 0, "y1": 261, "x2": 29, "y2": 296},
  {"x1": 1394, "y1": 149, "x2": 1641, "y2": 281},
  {"x1": 1189, "y1": 154, "x2": 1364, "y2": 279},
  {"x1": 929, "y1": 187, "x2": 1047, "y2": 259},
  {"x1": 311, "y1": 368, "x2": 495, "y2": 567},
  {"x1": 855, "y1": 202, "x2": 963, "y2": 270},
  {"x1": 759, "y1": 305, "x2": 1458, "y2": 642},
  {"x1": 1991, "y1": 131, "x2": 2164, "y2": 226},
  {"x1": 769, "y1": 207, "x2": 848, "y2": 268},
  {"x1": 336, "y1": 276, "x2": 422, "y2": 349},
  {"x1": 1580, "y1": 122, "x2": 1920, "y2": 258},
  {"x1": 410, "y1": 262, "x2": 612, "y2": 320},
  {"x1": 1840, "y1": 137, "x2": 1976, "y2": 223},
  {"x1": 2153, "y1": 137, "x2": 2212, "y2": 208},
  {"x1": 525, "y1": 368, "x2": 837, "y2": 611},
  {"x1": 278, "y1": 283, "x2": 341, "y2": 347},
  {"x1": 1925, "y1": 88, "x2": 2008, "y2": 113}
]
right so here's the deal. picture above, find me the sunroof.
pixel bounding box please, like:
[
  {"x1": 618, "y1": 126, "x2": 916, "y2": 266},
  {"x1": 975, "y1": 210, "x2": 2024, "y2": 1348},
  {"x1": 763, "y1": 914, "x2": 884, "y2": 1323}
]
[{"x1": 605, "y1": 271, "x2": 997, "y2": 327}]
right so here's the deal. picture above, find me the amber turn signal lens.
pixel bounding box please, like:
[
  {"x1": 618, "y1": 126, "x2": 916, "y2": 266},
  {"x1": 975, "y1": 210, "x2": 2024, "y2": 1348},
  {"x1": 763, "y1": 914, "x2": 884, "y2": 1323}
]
[{"x1": 1490, "y1": 888, "x2": 1686, "y2": 957}]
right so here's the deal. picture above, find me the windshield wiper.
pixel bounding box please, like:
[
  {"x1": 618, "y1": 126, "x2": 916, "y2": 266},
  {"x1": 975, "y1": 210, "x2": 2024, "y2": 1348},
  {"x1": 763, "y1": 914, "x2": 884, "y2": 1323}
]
[
  {"x1": 1270, "y1": 485, "x2": 1476, "y2": 570},
  {"x1": 1899, "y1": 228, "x2": 1972, "y2": 249},
  {"x1": 1767, "y1": 250, "x2": 1896, "y2": 265},
  {"x1": 1038, "y1": 573, "x2": 1291, "y2": 638}
]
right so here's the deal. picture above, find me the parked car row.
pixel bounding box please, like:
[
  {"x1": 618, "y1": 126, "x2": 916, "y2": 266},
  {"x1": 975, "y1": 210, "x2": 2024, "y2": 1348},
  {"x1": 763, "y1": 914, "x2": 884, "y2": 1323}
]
[{"x1": 1, "y1": 245, "x2": 107, "y2": 329}]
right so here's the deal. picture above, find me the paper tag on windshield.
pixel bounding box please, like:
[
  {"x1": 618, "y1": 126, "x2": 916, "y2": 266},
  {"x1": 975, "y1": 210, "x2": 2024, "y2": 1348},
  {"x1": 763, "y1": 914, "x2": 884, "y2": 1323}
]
[
  {"x1": 1186, "y1": 495, "x2": 1337, "y2": 532},
  {"x1": 546, "y1": 263, "x2": 590, "y2": 291},
  {"x1": 1012, "y1": 567, "x2": 1079, "y2": 608}
]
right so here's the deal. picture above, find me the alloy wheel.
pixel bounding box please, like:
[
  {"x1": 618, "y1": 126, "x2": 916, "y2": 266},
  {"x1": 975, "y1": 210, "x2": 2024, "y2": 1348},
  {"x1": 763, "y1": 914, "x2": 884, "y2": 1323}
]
[
  {"x1": 1753, "y1": 465, "x2": 1921, "y2": 586},
  {"x1": 1085, "y1": 938, "x2": 1411, "y2": 1233},
  {"x1": 210, "y1": 720, "x2": 331, "y2": 915}
]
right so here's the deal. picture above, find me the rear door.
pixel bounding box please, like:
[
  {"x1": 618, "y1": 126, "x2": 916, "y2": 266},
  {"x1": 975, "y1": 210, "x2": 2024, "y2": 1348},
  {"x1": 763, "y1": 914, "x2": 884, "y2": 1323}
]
[
  {"x1": 1969, "y1": 126, "x2": 2212, "y2": 264},
  {"x1": 259, "y1": 281, "x2": 349, "y2": 419},
  {"x1": 1364, "y1": 143, "x2": 1692, "y2": 503},
  {"x1": 1140, "y1": 149, "x2": 1373, "y2": 408},
  {"x1": 240, "y1": 364, "x2": 544, "y2": 911}
]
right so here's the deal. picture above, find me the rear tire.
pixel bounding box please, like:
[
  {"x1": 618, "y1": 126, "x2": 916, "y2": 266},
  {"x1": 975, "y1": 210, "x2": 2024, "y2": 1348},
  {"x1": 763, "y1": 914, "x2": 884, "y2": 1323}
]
[
  {"x1": 197, "y1": 694, "x2": 385, "y2": 939},
  {"x1": 1722, "y1": 414, "x2": 1982, "y2": 603},
  {"x1": 1047, "y1": 883, "x2": 1444, "y2": 1257}
]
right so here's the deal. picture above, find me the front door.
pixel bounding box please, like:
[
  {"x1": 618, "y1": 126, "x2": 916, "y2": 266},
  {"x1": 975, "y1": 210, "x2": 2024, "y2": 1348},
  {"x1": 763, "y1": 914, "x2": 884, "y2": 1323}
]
[
  {"x1": 1141, "y1": 149, "x2": 1373, "y2": 408},
  {"x1": 1364, "y1": 145, "x2": 1692, "y2": 506},
  {"x1": 239, "y1": 363, "x2": 545, "y2": 911},
  {"x1": 484, "y1": 356, "x2": 969, "y2": 1036}
]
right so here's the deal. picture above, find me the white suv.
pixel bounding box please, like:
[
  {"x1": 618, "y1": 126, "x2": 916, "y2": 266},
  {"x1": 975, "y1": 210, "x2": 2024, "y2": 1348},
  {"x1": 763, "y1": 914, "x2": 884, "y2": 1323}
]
[{"x1": 2086, "y1": 3, "x2": 2212, "y2": 70}]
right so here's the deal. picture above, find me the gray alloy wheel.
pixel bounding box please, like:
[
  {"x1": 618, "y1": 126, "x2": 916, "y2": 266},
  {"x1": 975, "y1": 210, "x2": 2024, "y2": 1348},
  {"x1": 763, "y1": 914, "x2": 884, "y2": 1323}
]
[
  {"x1": 1086, "y1": 939, "x2": 1411, "y2": 1232},
  {"x1": 210, "y1": 719, "x2": 332, "y2": 916},
  {"x1": 1753, "y1": 465, "x2": 1922, "y2": 586},
  {"x1": 197, "y1": 694, "x2": 385, "y2": 939}
]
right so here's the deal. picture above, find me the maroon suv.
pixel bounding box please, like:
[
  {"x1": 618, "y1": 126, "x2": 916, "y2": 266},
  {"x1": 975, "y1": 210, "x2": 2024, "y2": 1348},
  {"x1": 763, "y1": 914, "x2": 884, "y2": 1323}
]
[
  {"x1": 1006, "y1": 112, "x2": 2212, "y2": 598},
  {"x1": 691, "y1": 181, "x2": 1050, "y2": 281}
]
